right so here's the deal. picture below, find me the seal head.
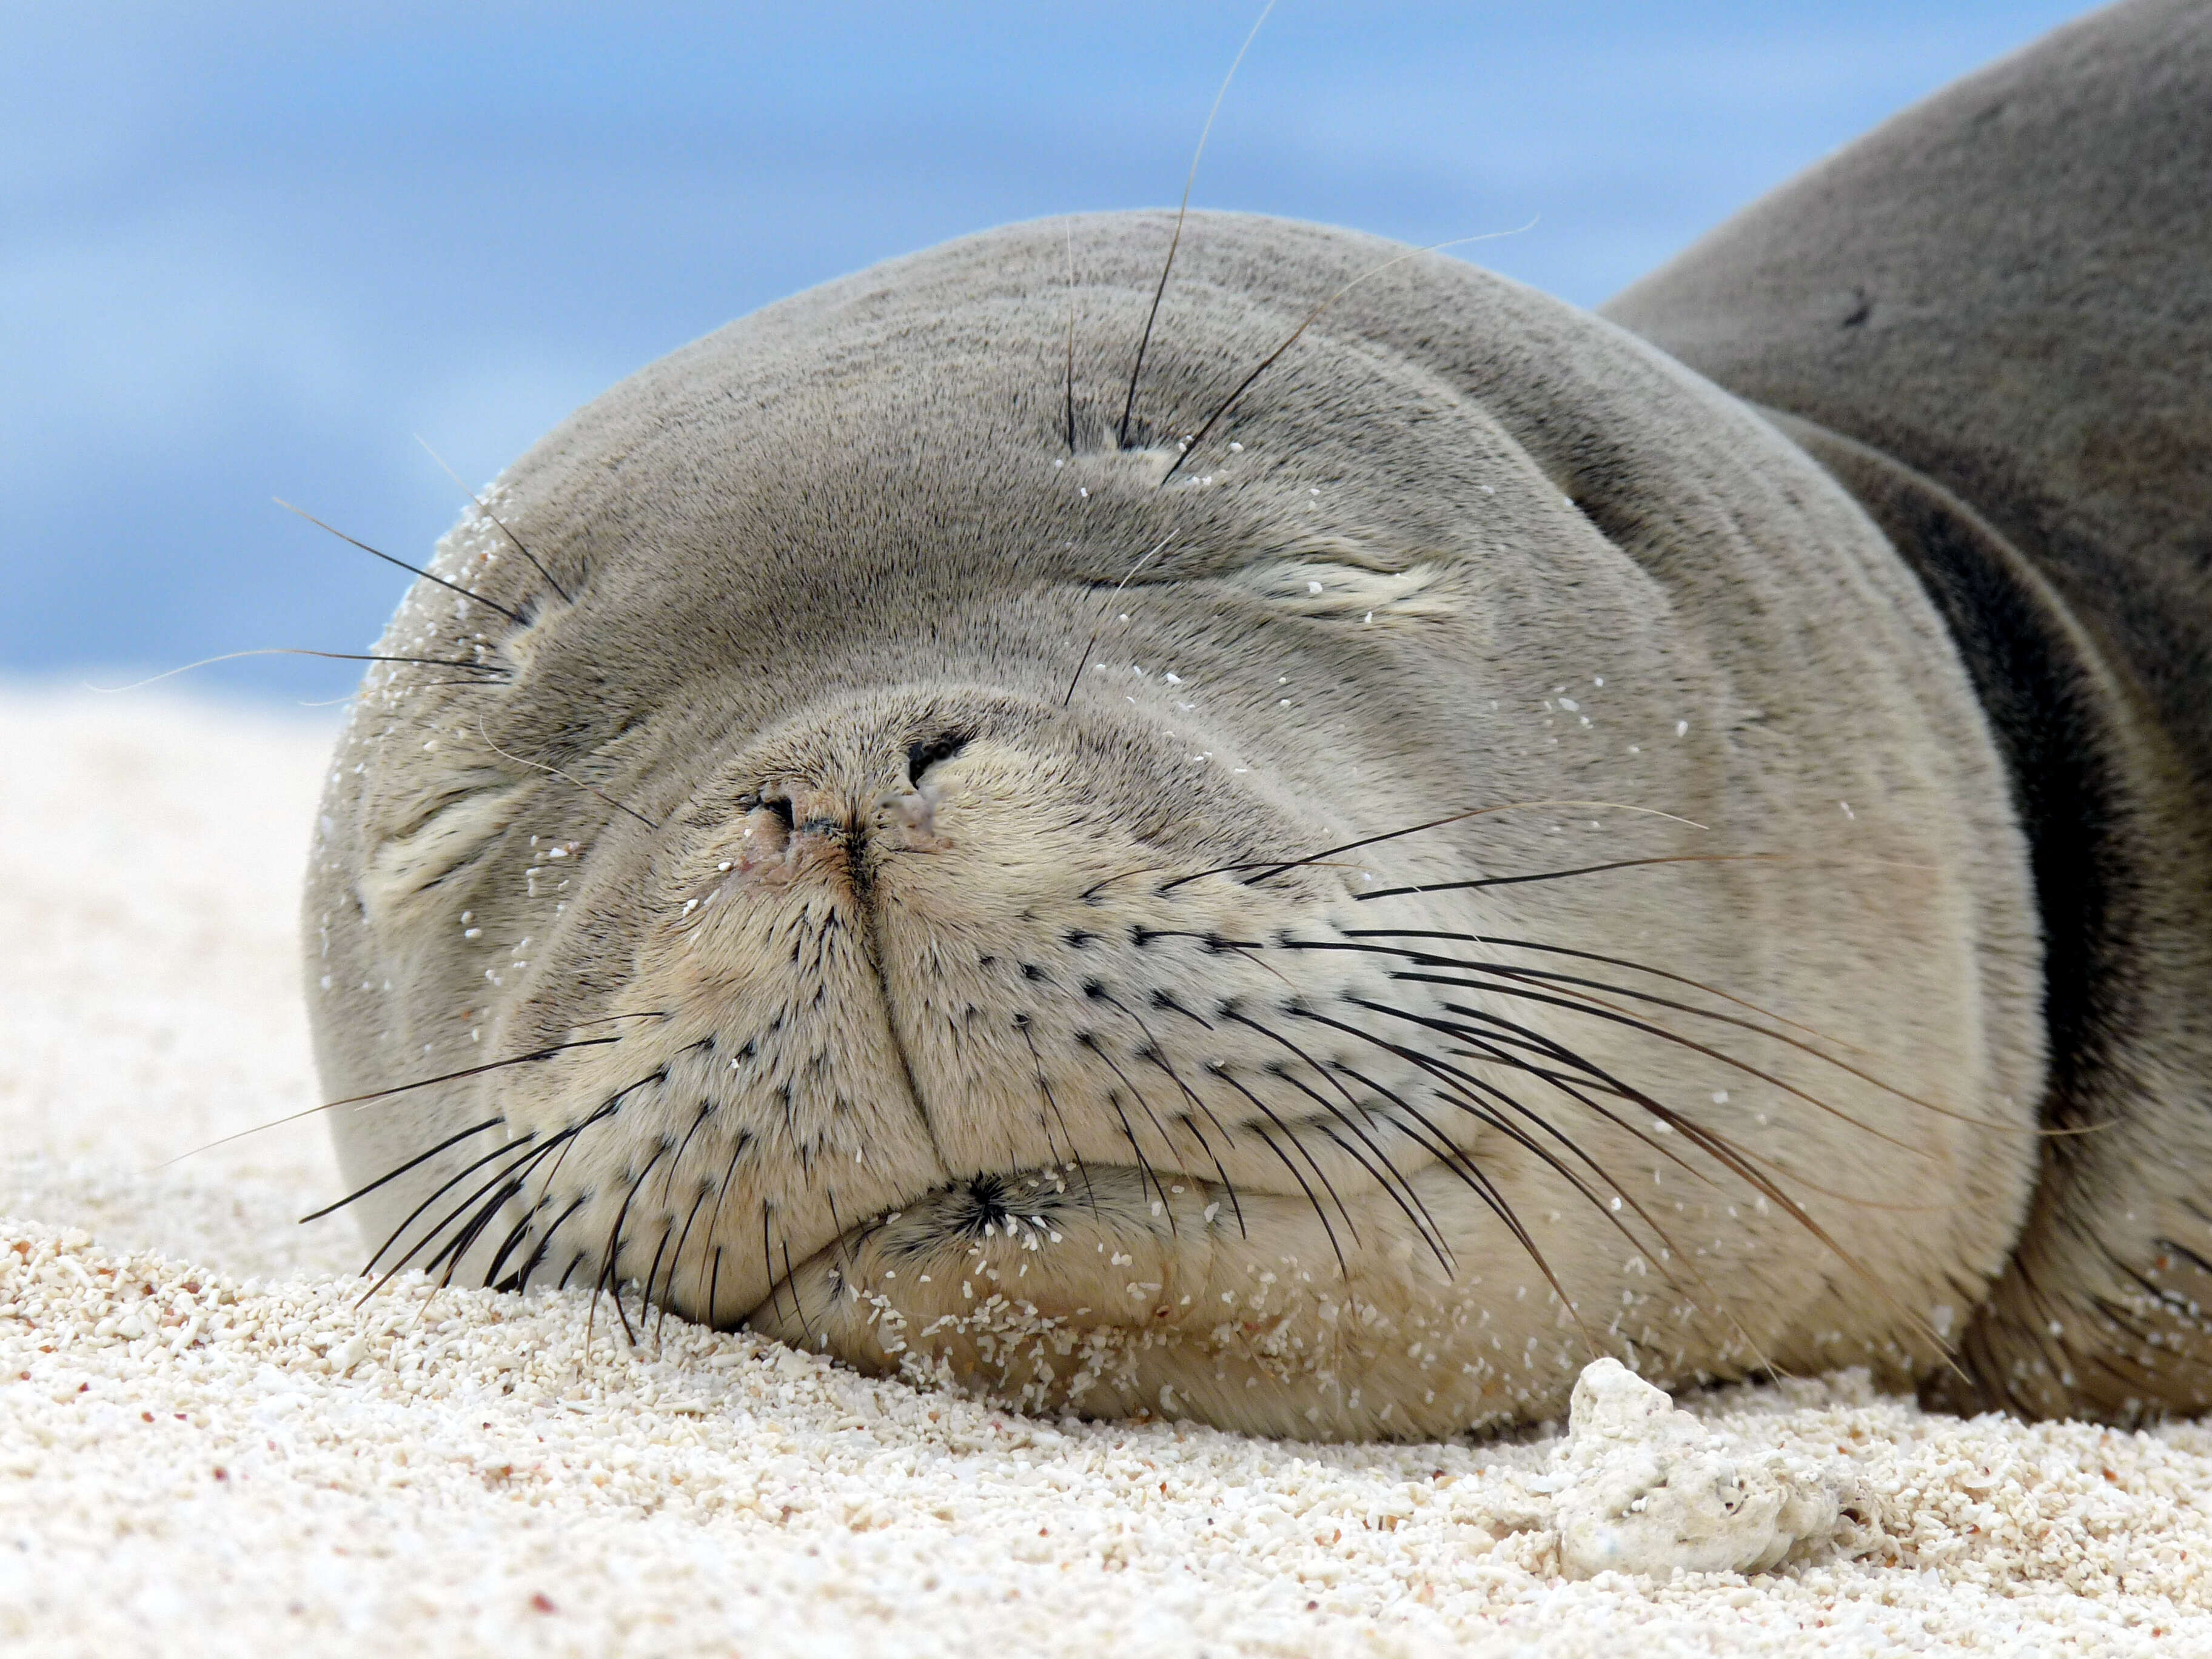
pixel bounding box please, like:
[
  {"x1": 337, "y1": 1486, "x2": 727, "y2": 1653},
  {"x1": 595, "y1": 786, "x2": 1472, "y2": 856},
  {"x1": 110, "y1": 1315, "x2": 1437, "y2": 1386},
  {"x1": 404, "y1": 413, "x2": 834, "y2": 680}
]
[{"x1": 305, "y1": 210, "x2": 2044, "y2": 1437}]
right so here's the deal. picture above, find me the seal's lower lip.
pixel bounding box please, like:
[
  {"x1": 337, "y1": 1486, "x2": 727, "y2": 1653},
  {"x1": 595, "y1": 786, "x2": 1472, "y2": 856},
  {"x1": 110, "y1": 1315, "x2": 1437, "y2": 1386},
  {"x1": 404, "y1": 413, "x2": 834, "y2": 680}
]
[{"x1": 735, "y1": 1160, "x2": 1195, "y2": 1328}]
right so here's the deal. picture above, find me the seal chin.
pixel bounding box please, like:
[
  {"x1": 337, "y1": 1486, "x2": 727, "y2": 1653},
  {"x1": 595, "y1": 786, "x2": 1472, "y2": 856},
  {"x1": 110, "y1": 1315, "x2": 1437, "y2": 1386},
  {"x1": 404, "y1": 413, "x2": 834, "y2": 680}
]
[{"x1": 743, "y1": 1162, "x2": 1456, "y2": 1439}]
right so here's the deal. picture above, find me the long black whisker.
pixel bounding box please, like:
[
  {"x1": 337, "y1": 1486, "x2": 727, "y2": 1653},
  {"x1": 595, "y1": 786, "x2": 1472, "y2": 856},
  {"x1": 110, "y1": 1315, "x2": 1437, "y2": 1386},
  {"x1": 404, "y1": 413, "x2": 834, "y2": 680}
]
[
  {"x1": 485, "y1": 1115, "x2": 611, "y2": 1291},
  {"x1": 1344, "y1": 928, "x2": 2029, "y2": 1122},
  {"x1": 1116, "y1": 0, "x2": 1276, "y2": 451},
  {"x1": 759, "y1": 1201, "x2": 804, "y2": 1341},
  {"x1": 1157, "y1": 224, "x2": 1533, "y2": 484},
  {"x1": 90, "y1": 647, "x2": 508, "y2": 696},
  {"x1": 1163, "y1": 1099, "x2": 1245, "y2": 1238},
  {"x1": 780, "y1": 1229, "x2": 811, "y2": 1347},
  {"x1": 1318, "y1": 1050, "x2": 1615, "y2": 1347},
  {"x1": 1204, "y1": 1000, "x2": 1447, "y2": 1273},
  {"x1": 640, "y1": 1221, "x2": 675, "y2": 1346},
  {"x1": 1322, "y1": 999, "x2": 1677, "y2": 1175},
  {"x1": 1324, "y1": 1051, "x2": 1565, "y2": 1241},
  {"x1": 1063, "y1": 220, "x2": 1079, "y2": 453},
  {"x1": 312, "y1": 1037, "x2": 625, "y2": 1129},
  {"x1": 414, "y1": 434, "x2": 574, "y2": 604},
  {"x1": 433, "y1": 1141, "x2": 574, "y2": 1289},
  {"x1": 1094, "y1": 988, "x2": 1245, "y2": 1235},
  {"x1": 1310, "y1": 933, "x2": 1923, "y2": 1153},
  {"x1": 1208, "y1": 1064, "x2": 1352, "y2": 1275},
  {"x1": 1076, "y1": 1035, "x2": 1180, "y2": 1232},
  {"x1": 1136, "y1": 993, "x2": 1258, "y2": 1236},
  {"x1": 484, "y1": 1196, "x2": 550, "y2": 1290},
  {"x1": 509, "y1": 1081, "x2": 643, "y2": 1290},
  {"x1": 188, "y1": 1036, "x2": 622, "y2": 1167},
  {"x1": 1428, "y1": 1021, "x2": 1652, "y2": 1102},
  {"x1": 1399, "y1": 971, "x2": 1923, "y2": 1154},
  {"x1": 1308, "y1": 1014, "x2": 1738, "y2": 1348},
  {"x1": 692, "y1": 1130, "x2": 754, "y2": 1321},
  {"x1": 1419, "y1": 1022, "x2": 1716, "y2": 1192},
  {"x1": 1263, "y1": 1061, "x2": 1454, "y2": 1272},
  {"x1": 490, "y1": 1084, "x2": 648, "y2": 1290},
  {"x1": 592, "y1": 1150, "x2": 665, "y2": 1349},
  {"x1": 658, "y1": 1184, "x2": 713, "y2": 1342},
  {"x1": 1159, "y1": 995, "x2": 1344, "y2": 1265},
  {"x1": 1017, "y1": 1017, "x2": 1101, "y2": 1219},
  {"x1": 1142, "y1": 1051, "x2": 1248, "y2": 1239},
  {"x1": 1231, "y1": 1016, "x2": 1458, "y2": 1269},
  {"x1": 1350, "y1": 929, "x2": 1864, "y2": 1059},
  {"x1": 393, "y1": 1133, "x2": 544, "y2": 1279},
  {"x1": 823, "y1": 1185, "x2": 854, "y2": 1288},
  {"x1": 659, "y1": 1104, "x2": 715, "y2": 1211},
  {"x1": 509, "y1": 1193, "x2": 589, "y2": 1293},
  {"x1": 275, "y1": 497, "x2": 527, "y2": 626},
  {"x1": 1353, "y1": 852, "x2": 1794, "y2": 902},
  {"x1": 432, "y1": 1182, "x2": 523, "y2": 1287},
  {"x1": 1345, "y1": 994, "x2": 1809, "y2": 1275},
  {"x1": 756, "y1": 1201, "x2": 780, "y2": 1332},
  {"x1": 1348, "y1": 994, "x2": 1950, "y2": 1364},
  {"x1": 1238, "y1": 802, "x2": 1703, "y2": 889},
  {"x1": 1356, "y1": 992, "x2": 1783, "y2": 1188},
  {"x1": 1155, "y1": 800, "x2": 1700, "y2": 896},
  {"x1": 299, "y1": 1116, "x2": 504, "y2": 1224},
  {"x1": 357, "y1": 1131, "x2": 539, "y2": 1293},
  {"x1": 1458, "y1": 956, "x2": 2020, "y2": 1130}
]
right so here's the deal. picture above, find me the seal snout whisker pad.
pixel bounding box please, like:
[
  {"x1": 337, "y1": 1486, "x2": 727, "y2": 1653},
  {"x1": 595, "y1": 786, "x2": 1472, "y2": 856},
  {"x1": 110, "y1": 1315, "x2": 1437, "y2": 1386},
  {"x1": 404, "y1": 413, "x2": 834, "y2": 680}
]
[{"x1": 307, "y1": 2, "x2": 2212, "y2": 1438}]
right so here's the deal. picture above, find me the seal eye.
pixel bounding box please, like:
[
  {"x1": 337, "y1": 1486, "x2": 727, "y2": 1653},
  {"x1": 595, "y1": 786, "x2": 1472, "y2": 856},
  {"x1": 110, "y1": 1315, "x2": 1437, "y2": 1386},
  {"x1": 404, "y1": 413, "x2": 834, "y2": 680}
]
[
  {"x1": 1219, "y1": 554, "x2": 1452, "y2": 622},
  {"x1": 906, "y1": 732, "x2": 970, "y2": 786}
]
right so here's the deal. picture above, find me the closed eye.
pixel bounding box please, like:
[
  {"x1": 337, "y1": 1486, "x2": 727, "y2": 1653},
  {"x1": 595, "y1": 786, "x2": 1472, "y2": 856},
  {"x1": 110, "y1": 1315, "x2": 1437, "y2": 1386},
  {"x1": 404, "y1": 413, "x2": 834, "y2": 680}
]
[{"x1": 1216, "y1": 557, "x2": 1454, "y2": 621}]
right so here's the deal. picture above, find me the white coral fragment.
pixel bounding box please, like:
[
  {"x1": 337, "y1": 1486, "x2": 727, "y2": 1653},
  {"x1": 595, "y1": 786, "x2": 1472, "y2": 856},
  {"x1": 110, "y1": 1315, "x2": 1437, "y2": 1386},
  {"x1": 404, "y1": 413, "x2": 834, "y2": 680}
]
[{"x1": 1550, "y1": 1359, "x2": 1843, "y2": 1579}]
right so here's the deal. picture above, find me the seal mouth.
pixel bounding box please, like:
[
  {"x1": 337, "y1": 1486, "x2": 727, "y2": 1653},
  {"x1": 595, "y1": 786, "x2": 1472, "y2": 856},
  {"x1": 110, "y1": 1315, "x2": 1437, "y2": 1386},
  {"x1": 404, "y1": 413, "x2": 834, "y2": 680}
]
[
  {"x1": 739, "y1": 1158, "x2": 1247, "y2": 1350},
  {"x1": 732, "y1": 1145, "x2": 1485, "y2": 1434},
  {"x1": 742, "y1": 1160, "x2": 1218, "y2": 1329}
]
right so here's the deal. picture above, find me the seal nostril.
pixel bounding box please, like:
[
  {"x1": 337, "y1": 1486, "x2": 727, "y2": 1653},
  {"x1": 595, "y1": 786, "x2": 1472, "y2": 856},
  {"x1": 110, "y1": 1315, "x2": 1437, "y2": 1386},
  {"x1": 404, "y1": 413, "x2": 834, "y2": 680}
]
[
  {"x1": 762, "y1": 796, "x2": 795, "y2": 832},
  {"x1": 906, "y1": 731, "x2": 971, "y2": 786}
]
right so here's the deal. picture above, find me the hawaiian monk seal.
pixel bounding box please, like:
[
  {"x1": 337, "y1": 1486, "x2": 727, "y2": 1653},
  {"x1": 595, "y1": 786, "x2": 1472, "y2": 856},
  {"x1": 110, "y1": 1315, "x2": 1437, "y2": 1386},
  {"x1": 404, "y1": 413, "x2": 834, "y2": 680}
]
[{"x1": 303, "y1": 0, "x2": 2210, "y2": 1436}]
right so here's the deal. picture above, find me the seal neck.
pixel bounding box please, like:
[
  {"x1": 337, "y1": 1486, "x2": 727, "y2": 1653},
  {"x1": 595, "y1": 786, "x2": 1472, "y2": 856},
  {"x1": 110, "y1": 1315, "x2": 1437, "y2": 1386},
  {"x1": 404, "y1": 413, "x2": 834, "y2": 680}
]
[{"x1": 1758, "y1": 409, "x2": 2143, "y2": 1131}]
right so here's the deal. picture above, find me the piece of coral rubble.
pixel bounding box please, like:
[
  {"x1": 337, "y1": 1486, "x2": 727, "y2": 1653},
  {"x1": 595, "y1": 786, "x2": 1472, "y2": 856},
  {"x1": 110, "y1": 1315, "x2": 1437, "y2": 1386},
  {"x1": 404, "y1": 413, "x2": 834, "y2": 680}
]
[{"x1": 1549, "y1": 1359, "x2": 1846, "y2": 1578}]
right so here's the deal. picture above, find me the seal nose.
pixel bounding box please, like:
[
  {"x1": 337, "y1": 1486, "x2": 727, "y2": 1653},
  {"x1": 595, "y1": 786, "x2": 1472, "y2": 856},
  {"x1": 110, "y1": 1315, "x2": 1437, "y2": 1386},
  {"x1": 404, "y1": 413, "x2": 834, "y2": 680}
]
[
  {"x1": 731, "y1": 725, "x2": 973, "y2": 885},
  {"x1": 765, "y1": 785, "x2": 847, "y2": 843},
  {"x1": 904, "y1": 731, "x2": 969, "y2": 786},
  {"x1": 726, "y1": 785, "x2": 846, "y2": 884},
  {"x1": 884, "y1": 729, "x2": 971, "y2": 840}
]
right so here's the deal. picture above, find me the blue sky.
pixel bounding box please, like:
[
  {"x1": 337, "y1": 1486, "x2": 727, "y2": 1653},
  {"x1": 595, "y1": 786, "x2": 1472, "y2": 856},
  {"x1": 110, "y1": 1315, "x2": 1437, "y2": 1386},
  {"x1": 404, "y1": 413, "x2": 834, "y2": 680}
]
[{"x1": 5, "y1": 1, "x2": 2089, "y2": 699}]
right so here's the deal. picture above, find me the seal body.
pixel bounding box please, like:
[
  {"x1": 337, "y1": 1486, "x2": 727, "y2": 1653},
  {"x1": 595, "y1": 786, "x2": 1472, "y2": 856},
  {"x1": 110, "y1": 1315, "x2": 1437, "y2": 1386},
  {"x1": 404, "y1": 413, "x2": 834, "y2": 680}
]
[
  {"x1": 303, "y1": 0, "x2": 2208, "y2": 1435},
  {"x1": 1606, "y1": 0, "x2": 2212, "y2": 1419}
]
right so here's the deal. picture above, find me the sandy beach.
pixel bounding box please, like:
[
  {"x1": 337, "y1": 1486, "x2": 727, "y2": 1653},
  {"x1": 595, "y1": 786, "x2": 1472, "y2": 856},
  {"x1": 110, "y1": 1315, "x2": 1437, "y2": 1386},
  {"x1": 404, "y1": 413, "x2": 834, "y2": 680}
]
[{"x1": 5, "y1": 682, "x2": 2209, "y2": 1657}]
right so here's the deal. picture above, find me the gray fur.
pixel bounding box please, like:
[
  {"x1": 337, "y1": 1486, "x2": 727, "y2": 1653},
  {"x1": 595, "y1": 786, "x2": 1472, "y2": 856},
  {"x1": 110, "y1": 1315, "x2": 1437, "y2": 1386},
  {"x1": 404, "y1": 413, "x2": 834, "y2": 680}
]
[
  {"x1": 1607, "y1": 0, "x2": 2212, "y2": 1418},
  {"x1": 303, "y1": 1, "x2": 2206, "y2": 1434}
]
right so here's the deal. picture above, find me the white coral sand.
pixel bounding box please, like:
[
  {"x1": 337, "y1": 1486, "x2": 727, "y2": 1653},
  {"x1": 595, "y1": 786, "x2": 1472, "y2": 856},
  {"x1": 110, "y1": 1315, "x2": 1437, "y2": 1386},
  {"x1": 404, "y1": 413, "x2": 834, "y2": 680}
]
[{"x1": 5, "y1": 683, "x2": 2212, "y2": 1657}]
